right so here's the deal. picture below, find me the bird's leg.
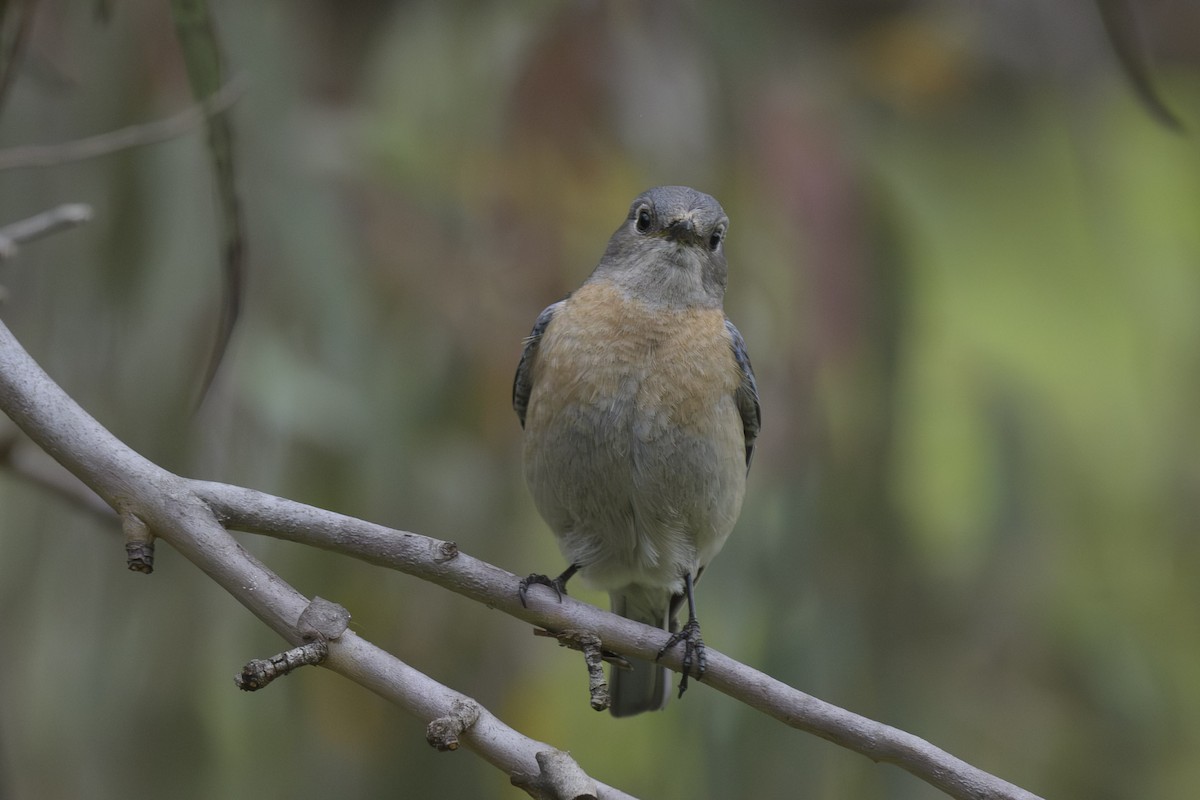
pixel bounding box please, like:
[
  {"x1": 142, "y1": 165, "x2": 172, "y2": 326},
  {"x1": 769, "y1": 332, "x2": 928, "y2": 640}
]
[
  {"x1": 656, "y1": 572, "x2": 706, "y2": 698},
  {"x1": 518, "y1": 563, "x2": 580, "y2": 607}
]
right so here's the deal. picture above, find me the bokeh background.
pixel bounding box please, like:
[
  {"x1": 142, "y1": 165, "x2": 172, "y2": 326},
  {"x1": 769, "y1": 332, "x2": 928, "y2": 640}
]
[{"x1": 1, "y1": 1, "x2": 1199, "y2": 798}]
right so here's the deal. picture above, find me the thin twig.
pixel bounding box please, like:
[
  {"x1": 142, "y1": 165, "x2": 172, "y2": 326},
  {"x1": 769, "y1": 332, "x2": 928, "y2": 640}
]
[
  {"x1": 0, "y1": 76, "x2": 245, "y2": 171},
  {"x1": 0, "y1": 432, "x2": 114, "y2": 517},
  {"x1": 0, "y1": 0, "x2": 38, "y2": 115},
  {"x1": 236, "y1": 640, "x2": 329, "y2": 691},
  {"x1": 0, "y1": 204, "x2": 92, "y2": 260}
]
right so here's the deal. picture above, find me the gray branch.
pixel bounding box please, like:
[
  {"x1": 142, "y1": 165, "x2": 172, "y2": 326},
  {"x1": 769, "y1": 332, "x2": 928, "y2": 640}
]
[
  {"x1": 0, "y1": 312, "x2": 1043, "y2": 800},
  {"x1": 0, "y1": 204, "x2": 92, "y2": 261},
  {"x1": 0, "y1": 314, "x2": 629, "y2": 800}
]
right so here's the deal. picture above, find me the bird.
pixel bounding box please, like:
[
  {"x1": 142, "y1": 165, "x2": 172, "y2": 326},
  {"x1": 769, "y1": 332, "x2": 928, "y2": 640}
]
[{"x1": 512, "y1": 185, "x2": 760, "y2": 717}]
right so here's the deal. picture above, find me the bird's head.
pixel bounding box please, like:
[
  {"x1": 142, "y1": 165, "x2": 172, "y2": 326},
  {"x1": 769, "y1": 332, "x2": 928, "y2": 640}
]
[{"x1": 595, "y1": 186, "x2": 730, "y2": 309}]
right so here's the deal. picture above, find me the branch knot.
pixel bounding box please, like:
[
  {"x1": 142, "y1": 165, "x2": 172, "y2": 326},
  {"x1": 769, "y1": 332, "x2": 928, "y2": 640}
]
[
  {"x1": 425, "y1": 698, "x2": 481, "y2": 752},
  {"x1": 235, "y1": 598, "x2": 350, "y2": 691}
]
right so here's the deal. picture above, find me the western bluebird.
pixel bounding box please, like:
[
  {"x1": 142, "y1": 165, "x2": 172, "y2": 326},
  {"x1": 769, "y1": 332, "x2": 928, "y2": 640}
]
[{"x1": 513, "y1": 186, "x2": 760, "y2": 717}]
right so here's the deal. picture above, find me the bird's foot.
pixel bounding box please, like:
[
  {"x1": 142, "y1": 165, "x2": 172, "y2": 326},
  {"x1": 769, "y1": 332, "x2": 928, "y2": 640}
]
[
  {"x1": 656, "y1": 618, "x2": 706, "y2": 698},
  {"x1": 518, "y1": 564, "x2": 580, "y2": 607},
  {"x1": 518, "y1": 572, "x2": 570, "y2": 607}
]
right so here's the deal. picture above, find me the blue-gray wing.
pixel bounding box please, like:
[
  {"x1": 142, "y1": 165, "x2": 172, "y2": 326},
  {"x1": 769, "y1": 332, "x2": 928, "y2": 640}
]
[
  {"x1": 725, "y1": 318, "x2": 761, "y2": 469},
  {"x1": 513, "y1": 301, "x2": 563, "y2": 429}
]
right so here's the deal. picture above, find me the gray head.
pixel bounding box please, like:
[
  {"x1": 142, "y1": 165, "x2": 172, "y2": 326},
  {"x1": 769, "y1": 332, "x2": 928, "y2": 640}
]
[{"x1": 591, "y1": 186, "x2": 730, "y2": 309}]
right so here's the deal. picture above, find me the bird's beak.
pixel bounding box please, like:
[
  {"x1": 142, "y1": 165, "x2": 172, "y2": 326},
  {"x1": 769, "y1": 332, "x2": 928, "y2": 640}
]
[{"x1": 664, "y1": 214, "x2": 698, "y2": 244}]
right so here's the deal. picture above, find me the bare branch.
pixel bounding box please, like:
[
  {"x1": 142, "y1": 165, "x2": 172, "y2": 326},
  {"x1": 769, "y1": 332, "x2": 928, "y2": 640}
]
[
  {"x1": 427, "y1": 699, "x2": 482, "y2": 752},
  {"x1": 121, "y1": 510, "x2": 155, "y2": 573},
  {"x1": 0, "y1": 76, "x2": 245, "y2": 171},
  {"x1": 0, "y1": 315, "x2": 636, "y2": 800},
  {"x1": 513, "y1": 749, "x2": 600, "y2": 800},
  {"x1": 0, "y1": 432, "x2": 114, "y2": 516},
  {"x1": 236, "y1": 596, "x2": 352, "y2": 690},
  {"x1": 0, "y1": 308, "x2": 1043, "y2": 800},
  {"x1": 237, "y1": 640, "x2": 329, "y2": 691},
  {"x1": 0, "y1": 0, "x2": 38, "y2": 115},
  {"x1": 193, "y1": 481, "x2": 1043, "y2": 800},
  {"x1": 0, "y1": 203, "x2": 92, "y2": 260}
]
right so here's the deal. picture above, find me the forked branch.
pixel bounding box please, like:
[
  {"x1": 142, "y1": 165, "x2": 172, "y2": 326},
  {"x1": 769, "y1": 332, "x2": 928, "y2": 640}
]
[{"x1": 0, "y1": 228, "x2": 1043, "y2": 800}]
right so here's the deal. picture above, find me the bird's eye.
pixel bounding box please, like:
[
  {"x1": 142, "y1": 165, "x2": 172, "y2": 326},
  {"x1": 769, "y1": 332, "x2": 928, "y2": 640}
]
[
  {"x1": 635, "y1": 206, "x2": 652, "y2": 233},
  {"x1": 709, "y1": 225, "x2": 725, "y2": 251}
]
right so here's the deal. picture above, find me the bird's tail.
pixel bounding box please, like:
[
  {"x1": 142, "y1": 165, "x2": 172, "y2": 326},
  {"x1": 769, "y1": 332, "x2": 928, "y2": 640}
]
[{"x1": 609, "y1": 586, "x2": 672, "y2": 717}]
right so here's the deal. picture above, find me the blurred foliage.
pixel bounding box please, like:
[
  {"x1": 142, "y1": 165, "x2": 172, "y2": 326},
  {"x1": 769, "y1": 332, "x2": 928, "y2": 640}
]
[
  {"x1": 0, "y1": 1, "x2": 1198, "y2": 798},
  {"x1": 167, "y1": 0, "x2": 246, "y2": 405}
]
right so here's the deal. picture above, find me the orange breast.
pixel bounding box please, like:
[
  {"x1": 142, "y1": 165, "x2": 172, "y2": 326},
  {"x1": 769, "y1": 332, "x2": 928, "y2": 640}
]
[{"x1": 528, "y1": 280, "x2": 741, "y2": 429}]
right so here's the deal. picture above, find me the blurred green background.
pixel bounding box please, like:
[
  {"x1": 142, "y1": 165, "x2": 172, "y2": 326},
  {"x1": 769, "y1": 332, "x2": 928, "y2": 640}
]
[{"x1": 1, "y1": 1, "x2": 1198, "y2": 798}]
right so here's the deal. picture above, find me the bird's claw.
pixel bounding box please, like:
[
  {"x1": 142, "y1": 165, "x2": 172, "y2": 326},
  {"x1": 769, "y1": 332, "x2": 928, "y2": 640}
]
[
  {"x1": 518, "y1": 573, "x2": 569, "y2": 607},
  {"x1": 656, "y1": 618, "x2": 706, "y2": 698}
]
